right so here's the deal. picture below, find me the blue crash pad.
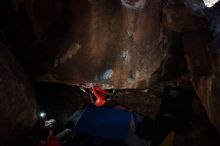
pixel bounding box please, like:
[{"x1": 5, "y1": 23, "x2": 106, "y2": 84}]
[{"x1": 74, "y1": 105, "x2": 132, "y2": 140}]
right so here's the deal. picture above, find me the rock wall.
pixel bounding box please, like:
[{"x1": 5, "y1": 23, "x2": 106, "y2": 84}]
[
  {"x1": 31, "y1": 0, "x2": 163, "y2": 89},
  {"x1": 184, "y1": 1, "x2": 220, "y2": 133},
  {"x1": 0, "y1": 0, "x2": 163, "y2": 89},
  {"x1": 163, "y1": 0, "x2": 220, "y2": 133},
  {"x1": 0, "y1": 39, "x2": 37, "y2": 146}
]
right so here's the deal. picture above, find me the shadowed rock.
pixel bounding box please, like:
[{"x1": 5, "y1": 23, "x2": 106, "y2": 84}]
[{"x1": 0, "y1": 40, "x2": 37, "y2": 146}]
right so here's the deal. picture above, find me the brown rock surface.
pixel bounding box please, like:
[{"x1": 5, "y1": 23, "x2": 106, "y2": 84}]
[
  {"x1": 183, "y1": 30, "x2": 220, "y2": 133},
  {"x1": 29, "y1": 0, "x2": 163, "y2": 89},
  {"x1": 0, "y1": 0, "x2": 163, "y2": 89},
  {"x1": 0, "y1": 42, "x2": 37, "y2": 146},
  {"x1": 162, "y1": 0, "x2": 220, "y2": 134},
  {"x1": 181, "y1": 1, "x2": 220, "y2": 132},
  {"x1": 162, "y1": 0, "x2": 207, "y2": 32}
]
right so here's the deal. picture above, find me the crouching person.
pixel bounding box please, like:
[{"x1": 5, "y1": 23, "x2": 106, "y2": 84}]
[
  {"x1": 38, "y1": 119, "x2": 61, "y2": 146},
  {"x1": 38, "y1": 129, "x2": 60, "y2": 146}
]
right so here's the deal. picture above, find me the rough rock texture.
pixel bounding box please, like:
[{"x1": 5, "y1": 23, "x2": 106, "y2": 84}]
[
  {"x1": 162, "y1": 0, "x2": 207, "y2": 32},
  {"x1": 184, "y1": 43, "x2": 219, "y2": 131},
  {"x1": 0, "y1": 0, "x2": 163, "y2": 89},
  {"x1": 183, "y1": 27, "x2": 220, "y2": 134},
  {"x1": 162, "y1": 0, "x2": 220, "y2": 134},
  {"x1": 188, "y1": 2, "x2": 220, "y2": 134},
  {"x1": 0, "y1": 41, "x2": 37, "y2": 146},
  {"x1": 182, "y1": 1, "x2": 220, "y2": 133},
  {"x1": 32, "y1": 0, "x2": 163, "y2": 89},
  {"x1": 149, "y1": 30, "x2": 186, "y2": 84}
]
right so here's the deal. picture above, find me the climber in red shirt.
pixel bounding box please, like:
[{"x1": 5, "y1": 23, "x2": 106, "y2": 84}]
[
  {"x1": 92, "y1": 85, "x2": 110, "y2": 106},
  {"x1": 80, "y1": 83, "x2": 111, "y2": 106}
]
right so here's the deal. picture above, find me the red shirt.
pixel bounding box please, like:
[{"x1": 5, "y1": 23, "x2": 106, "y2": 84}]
[
  {"x1": 38, "y1": 136, "x2": 61, "y2": 146},
  {"x1": 92, "y1": 85, "x2": 109, "y2": 106}
]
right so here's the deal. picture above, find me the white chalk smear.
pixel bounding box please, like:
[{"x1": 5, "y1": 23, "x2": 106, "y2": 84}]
[{"x1": 121, "y1": 0, "x2": 146, "y2": 10}]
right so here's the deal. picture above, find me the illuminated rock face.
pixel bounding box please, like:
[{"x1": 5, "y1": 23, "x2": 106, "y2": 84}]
[
  {"x1": 0, "y1": 41, "x2": 37, "y2": 146},
  {"x1": 24, "y1": 0, "x2": 163, "y2": 89},
  {"x1": 0, "y1": 0, "x2": 165, "y2": 89},
  {"x1": 203, "y1": 0, "x2": 219, "y2": 7}
]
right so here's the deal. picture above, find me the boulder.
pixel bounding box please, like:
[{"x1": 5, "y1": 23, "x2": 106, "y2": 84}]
[
  {"x1": 28, "y1": 0, "x2": 163, "y2": 89},
  {"x1": 0, "y1": 0, "x2": 164, "y2": 89},
  {"x1": 162, "y1": 0, "x2": 220, "y2": 133},
  {"x1": 183, "y1": 30, "x2": 220, "y2": 133},
  {"x1": 162, "y1": 0, "x2": 207, "y2": 32},
  {"x1": 0, "y1": 41, "x2": 37, "y2": 146}
]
